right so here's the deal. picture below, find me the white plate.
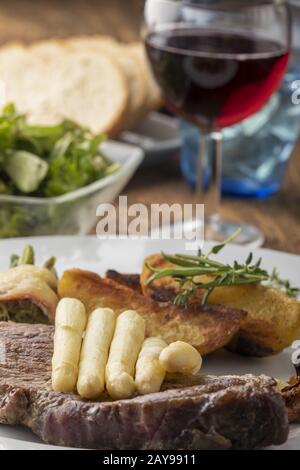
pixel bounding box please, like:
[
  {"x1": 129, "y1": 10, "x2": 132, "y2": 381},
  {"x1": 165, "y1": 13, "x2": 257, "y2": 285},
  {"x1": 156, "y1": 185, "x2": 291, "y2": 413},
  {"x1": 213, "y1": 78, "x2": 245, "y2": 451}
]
[{"x1": 0, "y1": 236, "x2": 299, "y2": 450}]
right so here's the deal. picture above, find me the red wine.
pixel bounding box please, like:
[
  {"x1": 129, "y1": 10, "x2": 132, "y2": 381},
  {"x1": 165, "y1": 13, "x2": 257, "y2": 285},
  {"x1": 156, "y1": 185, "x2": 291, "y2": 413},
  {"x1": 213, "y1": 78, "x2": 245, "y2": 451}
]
[{"x1": 145, "y1": 28, "x2": 289, "y2": 129}]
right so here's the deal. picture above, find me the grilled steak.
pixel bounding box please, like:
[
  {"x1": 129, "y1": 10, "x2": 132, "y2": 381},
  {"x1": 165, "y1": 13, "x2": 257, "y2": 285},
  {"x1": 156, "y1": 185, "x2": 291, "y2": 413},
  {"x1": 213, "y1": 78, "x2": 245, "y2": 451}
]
[{"x1": 0, "y1": 322, "x2": 288, "y2": 449}]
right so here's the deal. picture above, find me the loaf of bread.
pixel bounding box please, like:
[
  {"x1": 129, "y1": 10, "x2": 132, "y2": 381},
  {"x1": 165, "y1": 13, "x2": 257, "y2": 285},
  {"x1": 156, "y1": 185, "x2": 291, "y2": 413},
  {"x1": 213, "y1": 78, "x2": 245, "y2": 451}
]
[
  {"x1": 64, "y1": 36, "x2": 147, "y2": 130},
  {"x1": 0, "y1": 36, "x2": 161, "y2": 136}
]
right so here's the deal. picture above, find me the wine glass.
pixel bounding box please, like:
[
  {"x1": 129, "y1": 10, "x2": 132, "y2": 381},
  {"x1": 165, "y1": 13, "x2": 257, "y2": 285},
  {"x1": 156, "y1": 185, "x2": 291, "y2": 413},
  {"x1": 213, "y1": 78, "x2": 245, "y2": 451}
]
[{"x1": 144, "y1": 0, "x2": 291, "y2": 245}]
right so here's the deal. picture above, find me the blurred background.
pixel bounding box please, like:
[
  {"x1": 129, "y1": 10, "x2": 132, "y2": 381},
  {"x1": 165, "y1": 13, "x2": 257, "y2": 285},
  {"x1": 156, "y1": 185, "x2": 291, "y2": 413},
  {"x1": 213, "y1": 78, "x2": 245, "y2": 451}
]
[
  {"x1": 0, "y1": 0, "x2": 144, "y2": 43},
  {"x1": 0, "y1": 0, "x2": 299, "y2": 252}
]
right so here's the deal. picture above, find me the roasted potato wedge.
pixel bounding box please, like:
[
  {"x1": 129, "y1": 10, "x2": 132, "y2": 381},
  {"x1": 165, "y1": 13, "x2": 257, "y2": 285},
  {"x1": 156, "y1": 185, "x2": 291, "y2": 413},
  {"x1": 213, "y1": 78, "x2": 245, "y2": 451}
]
[
  {"x1": 280, "y1": 376, "x2": 300, "y2": 423},
  {"x1": 209, "y1": 284, "x2": 300, "y2": 357},
  {"x1": 141, "y1": 254, "x2": 209, "y2": 303},
  {"x1": 141, "y1": 254, "x2": 180, "y2": 302},
  {"x1": 106, "y1": 270, "x2": 141, "y2": 293},
  {"x1": 58, "y1": 269, "x2": 246, "y2": 356},
  {"x1": 141, "y1": 254, "x2": 300, "y2": 357}
]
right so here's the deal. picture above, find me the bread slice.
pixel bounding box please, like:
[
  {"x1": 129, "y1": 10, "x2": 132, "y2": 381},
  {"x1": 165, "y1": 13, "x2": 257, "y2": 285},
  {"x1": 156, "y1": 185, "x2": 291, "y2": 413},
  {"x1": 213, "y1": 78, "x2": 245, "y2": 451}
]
[
  {"x1": 127, "y1": 42, "x2": 162, "y2": 117},
  {"x1": 0, "y1": 42, "x2": 129, "y2": 136},
  {"x1": 64, "y1": 36, "x2": 147, "y2": 130}
]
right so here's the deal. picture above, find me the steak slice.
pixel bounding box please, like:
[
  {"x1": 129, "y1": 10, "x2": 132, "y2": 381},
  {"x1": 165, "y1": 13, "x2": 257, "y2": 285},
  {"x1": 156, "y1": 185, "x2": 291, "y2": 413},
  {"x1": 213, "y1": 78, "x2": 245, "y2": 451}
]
[{"x1": 0, "y1": 322, "x2": 288, "y2": 450}]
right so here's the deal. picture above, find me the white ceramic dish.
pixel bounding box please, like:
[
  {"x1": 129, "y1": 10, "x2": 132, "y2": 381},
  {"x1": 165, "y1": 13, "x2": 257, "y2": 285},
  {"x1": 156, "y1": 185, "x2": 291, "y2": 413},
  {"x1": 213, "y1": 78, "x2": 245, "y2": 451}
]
[{"x1": 0, "y1": 236, "x2": 299, "y2": 450}]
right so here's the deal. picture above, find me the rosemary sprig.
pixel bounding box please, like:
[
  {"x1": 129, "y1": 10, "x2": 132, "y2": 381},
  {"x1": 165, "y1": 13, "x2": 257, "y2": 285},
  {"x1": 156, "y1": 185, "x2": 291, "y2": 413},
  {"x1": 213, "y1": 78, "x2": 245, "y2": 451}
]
[{"x1": 146, "y1": 231, "x2": 299, "y2": 305}]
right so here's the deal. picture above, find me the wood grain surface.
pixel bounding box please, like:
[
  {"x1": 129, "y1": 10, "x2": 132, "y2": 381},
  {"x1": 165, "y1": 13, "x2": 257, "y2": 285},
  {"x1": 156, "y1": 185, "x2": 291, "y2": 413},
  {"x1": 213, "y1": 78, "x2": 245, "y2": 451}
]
[{"x1": 0, "y1": 0, "x2": 299, "y2": 253}]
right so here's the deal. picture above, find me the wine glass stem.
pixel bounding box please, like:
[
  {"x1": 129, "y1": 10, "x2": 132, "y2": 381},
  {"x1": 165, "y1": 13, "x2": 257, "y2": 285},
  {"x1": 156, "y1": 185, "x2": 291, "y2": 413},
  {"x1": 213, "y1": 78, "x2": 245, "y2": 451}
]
[{"x1": 196, "y1": 130, "x2": 222, "y2": 222}]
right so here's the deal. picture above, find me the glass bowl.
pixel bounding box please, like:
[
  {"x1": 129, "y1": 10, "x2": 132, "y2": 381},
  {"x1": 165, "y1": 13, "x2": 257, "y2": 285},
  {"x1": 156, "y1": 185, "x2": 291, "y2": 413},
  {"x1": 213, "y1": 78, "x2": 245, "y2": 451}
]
[{"x1": 0, "y1": 141, "x2": 144, "y2": 238}]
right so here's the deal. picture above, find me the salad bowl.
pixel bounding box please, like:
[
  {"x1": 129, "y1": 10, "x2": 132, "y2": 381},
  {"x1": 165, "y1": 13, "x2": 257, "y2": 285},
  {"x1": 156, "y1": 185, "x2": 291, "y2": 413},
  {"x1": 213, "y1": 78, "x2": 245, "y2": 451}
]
[{"x1": 0, "y1": 141, "x2": 143, "y2": 238}]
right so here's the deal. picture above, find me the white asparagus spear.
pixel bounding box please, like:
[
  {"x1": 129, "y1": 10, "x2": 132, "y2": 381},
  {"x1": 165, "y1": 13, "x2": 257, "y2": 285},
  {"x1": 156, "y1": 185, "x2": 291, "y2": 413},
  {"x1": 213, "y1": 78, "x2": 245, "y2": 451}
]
[
  {"x1": 52, "y1": 298, "x2": 87, "y2": 393},
  {"x1": 135, "y1": 337, "x2": 167, "y2": 395},
  {"x1": 159, "y1": 341, "x2": 202, "y2": 375},
  {"x1": 106, "y1": 310, "x2": 145, "y2": 399},
  {"x1": 77, "y1": 307, "x2": 116, "y2": 399}
]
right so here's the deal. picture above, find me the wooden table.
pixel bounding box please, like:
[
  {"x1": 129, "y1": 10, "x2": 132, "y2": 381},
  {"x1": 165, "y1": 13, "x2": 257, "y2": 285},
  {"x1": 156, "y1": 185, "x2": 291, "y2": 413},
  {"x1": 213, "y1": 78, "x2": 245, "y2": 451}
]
[
  {"x1": 124, "y1": 145, "x2": 300, "y2": 254},
  {"x1": 0, "y1": 0, "x2": 299, "y2": 254}
]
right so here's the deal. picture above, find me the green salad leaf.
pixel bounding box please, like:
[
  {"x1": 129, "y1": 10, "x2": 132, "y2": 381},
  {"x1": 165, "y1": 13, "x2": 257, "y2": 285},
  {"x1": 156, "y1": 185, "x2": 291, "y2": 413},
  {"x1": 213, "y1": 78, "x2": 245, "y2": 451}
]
[
  {"x1": 5, "y1": 150, "x2": 49, "y2": 193},
  {"x1": 0, "y1": 103, "x2": 118, "y2": 197}
]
